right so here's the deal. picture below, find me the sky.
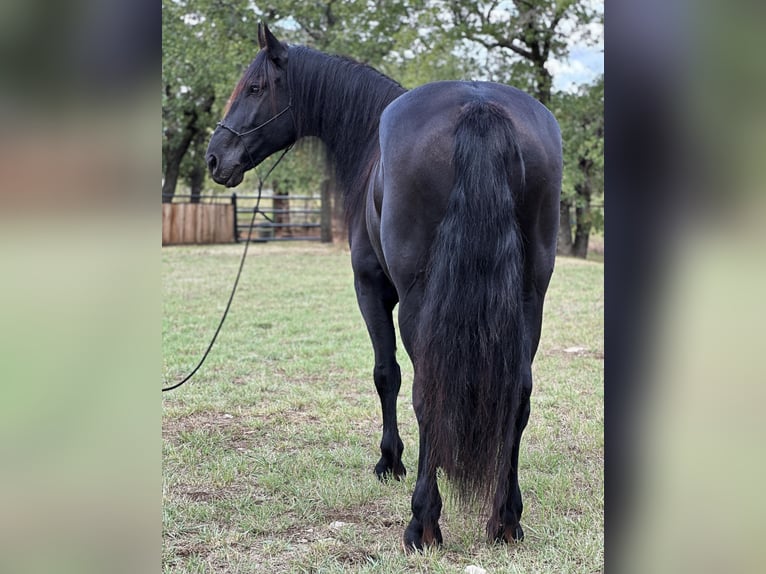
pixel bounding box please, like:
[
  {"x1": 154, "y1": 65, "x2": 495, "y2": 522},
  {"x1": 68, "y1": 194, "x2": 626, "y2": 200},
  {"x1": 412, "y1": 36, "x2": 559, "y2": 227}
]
[
  {"x1": 549, "y1": 10, "x2": 604, "y2": 92},
  {"x1": 550, "y1": 43, "x2": 604, "y2": 92}
]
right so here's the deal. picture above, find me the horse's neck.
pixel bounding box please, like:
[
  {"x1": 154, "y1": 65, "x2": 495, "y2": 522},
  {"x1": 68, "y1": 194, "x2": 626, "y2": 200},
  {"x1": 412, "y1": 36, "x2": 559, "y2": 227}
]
[{"x1": 292, "y1": 49, "x2": 404, "y2": 192}]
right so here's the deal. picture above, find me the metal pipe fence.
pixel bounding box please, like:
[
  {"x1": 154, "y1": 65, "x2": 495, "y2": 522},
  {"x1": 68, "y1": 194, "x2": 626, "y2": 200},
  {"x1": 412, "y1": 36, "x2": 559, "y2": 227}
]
[{"x1": 162, "y1": 192, "x2": 325, "y2": 243}]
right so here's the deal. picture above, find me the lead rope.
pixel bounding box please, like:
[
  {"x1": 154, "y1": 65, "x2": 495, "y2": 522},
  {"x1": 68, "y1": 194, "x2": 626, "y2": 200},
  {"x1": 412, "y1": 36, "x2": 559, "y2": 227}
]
[{"x1": 162, "y1": 143, "x2": 293, "y2": 392}]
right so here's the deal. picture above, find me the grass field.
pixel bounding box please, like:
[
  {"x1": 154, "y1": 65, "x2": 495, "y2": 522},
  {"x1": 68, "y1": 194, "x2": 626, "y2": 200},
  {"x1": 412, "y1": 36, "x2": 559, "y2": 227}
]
[{"x1": 162, "y1": 243, "x2": 603, "y2": 573}]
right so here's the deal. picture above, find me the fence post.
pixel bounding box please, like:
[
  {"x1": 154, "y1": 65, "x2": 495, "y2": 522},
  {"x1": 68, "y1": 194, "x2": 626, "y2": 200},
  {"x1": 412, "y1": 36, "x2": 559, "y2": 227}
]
[{"x1": 231, "y1": 193, "x2": 238, "y2": 243}]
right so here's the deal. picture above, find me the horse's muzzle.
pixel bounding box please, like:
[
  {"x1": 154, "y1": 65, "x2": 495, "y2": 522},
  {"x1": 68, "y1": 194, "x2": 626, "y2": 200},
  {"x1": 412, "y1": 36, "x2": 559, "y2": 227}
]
[
  {"x1": 206, "y1": 150, "x2": 244, "y2": 187},
  {"x1": 206, "y1": 153, "x2": 218, "y2": 173}
]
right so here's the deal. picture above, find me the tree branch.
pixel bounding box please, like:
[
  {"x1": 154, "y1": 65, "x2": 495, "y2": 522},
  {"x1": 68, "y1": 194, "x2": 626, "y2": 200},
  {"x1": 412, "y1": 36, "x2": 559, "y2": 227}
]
[
  {"x1": 504, "y1": 41, "x2": 535, "y2": 60},
  {"x1": 294, "y1": 17, "x2": 322, "y2": 42},
  {"x1": 325, "y1": 0, "x2": 337, "y2": 28},
  {"x1": 483, "y1": 0, "x2": 500, "y2": 26},
  {"x1": 466, "y1": 32, "x2": 534, "y2": 60}
]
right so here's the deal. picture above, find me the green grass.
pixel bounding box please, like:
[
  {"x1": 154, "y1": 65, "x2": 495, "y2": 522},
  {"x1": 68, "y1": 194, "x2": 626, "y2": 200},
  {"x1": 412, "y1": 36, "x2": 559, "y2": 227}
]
[{"x1": 163, "y1": 243, "x2": 603, "y2": 573}]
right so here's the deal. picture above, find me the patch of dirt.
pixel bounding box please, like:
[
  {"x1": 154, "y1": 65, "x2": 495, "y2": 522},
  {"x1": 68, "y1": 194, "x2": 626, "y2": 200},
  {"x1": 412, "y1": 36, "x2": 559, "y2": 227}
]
[
  {"x1": 162, "y1": 409, "x2": 269, "y2": 454},
  {"x1": 334, "y1": 549, "x2": 379, "y2": 566},
  {"x1": 162, "y1": 410, "x2": 241, "y2": 440},
  {"x1": 175, "y1": 486, "x2": 221, "y2": 502},
  {"x1": 259, "y1": 407, "x2": 322, "y2": 426},
  {"x1": 171, "y1": 483, "x2": 266, "y2": 502},
  {"x1": 173, "y1": 542, "x2": 212, "y2": 558},
  {"x1": 328, "y1": 500, "x2": 407, "y2": 532},
  {"x1": 550, "y1": 346, "x2": 604, "y2": 360}
]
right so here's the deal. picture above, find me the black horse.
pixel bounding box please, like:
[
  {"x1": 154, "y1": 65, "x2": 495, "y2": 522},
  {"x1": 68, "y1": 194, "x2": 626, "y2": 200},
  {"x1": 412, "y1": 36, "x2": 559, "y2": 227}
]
[{"x1": 206, "y1": 24, "x2": 561, "y2": 551}]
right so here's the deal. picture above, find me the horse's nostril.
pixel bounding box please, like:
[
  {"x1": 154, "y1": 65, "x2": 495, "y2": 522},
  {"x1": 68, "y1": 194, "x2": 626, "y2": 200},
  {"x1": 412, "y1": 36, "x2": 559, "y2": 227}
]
[{"x1": 206, "y1": 153, "x2": 218, "y2": 172}]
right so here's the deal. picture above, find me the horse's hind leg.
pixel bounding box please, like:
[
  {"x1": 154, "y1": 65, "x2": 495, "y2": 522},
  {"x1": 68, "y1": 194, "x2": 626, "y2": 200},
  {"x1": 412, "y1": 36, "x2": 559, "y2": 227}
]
[
  {"x1": 489, "y1": 283, "x2": 547, "y2": 543},
  {"x1": 488, "y1": 364, "x2": 532, "y2": 543},
  {"x1": 403, "y1": 401, "x2": 443, "y2": 551},
  {"x1": 352, "y1": 246, "x2": 406, "y2": 480},
  {"x1": 395, "y1": 296, "x2": 443, "y2": 551}
]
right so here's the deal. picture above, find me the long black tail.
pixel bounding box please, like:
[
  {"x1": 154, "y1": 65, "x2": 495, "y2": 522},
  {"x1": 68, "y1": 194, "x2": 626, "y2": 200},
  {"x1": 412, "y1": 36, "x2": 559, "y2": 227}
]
[{"x1": 414, "y1": 100, "x2": 528, "y2": 508}]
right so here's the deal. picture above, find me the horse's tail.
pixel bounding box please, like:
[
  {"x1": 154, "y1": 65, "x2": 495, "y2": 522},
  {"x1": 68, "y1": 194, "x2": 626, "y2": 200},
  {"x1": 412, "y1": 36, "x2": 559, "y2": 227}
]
[{"x1": 414, "y1": 100, "x2": 528, "y2": 509}]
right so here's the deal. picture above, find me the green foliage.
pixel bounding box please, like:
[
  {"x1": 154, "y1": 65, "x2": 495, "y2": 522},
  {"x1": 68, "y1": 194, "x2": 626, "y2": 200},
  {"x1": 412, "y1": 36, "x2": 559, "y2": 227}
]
[
  {"x1": 274, "y1": 0, "x2": 417, "y2": 63},
  {"x1": 268, "y1": 137, "x2": 326, "y2": 198},
  {"x1": 433, "y1": 0, "x2": 601, "y2": 102},
  {"x1": 162, "y1": 1, "x2": 425, "y2": 198},
  {"x1": 162, "y1": 0, "x2": 265, "y2": 197},
  {"x1": 553, "y1": 75, "x2": 604, "y2": 232},
  {"x1": 162, "y1": 0, "x2": 262, "y2": 111},
  {"x1": 162, "y1": 0, "x2": 604, "y2": 227},
  {"x1": 246, "y1": 2, "x2": 422, "y2": 196}
]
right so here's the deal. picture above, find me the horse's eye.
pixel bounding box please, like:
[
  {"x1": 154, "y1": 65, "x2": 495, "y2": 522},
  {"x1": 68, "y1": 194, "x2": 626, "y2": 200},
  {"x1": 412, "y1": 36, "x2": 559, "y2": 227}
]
[{"x1": 250, "y1": 84, "x2": 263, "y2": 96}]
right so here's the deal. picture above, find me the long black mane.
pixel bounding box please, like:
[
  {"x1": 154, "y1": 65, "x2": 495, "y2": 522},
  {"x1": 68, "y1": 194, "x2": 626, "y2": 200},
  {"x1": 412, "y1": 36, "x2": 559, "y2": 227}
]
[{"x1": 285, "y1": 47, "x2": 406, "y2": 217}]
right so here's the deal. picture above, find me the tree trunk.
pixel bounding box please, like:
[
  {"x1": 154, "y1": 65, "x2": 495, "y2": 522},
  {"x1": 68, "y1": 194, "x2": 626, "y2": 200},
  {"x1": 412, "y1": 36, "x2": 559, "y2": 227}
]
[
  {"x1": 187, "y1": 132, "x2": 208, "y2": 203},
  {"x1": 571, "y1": 180, "x2": 593, "y2": 258},
  {"x1": 331, "y1": 186, "x2": 347, "y2": 244},
  {"x1": 320, "y1": 177, "x2": 333, "y2": 243},
  {"x1": 187, "y1": 96, "x2": 216, "y2": 203},
  {"x1": 188, "y1": 162, "x2": 204, "y2": 204},
  {"x1": 273, "y1": 180, "x2": 291, "y2": 238},
  {"x1": 572, "y1": 209, "x2": 590, "y2": 259},
  {"x1": 163, "y1": 91, "x2": 215, "y2": 204},
  {"x1": 534, "y1": 62, "x2": 553, "y2": 107},
  {"x1": 162, "y1": 153, "x2": 181, "y2": 203},
  {"x1": 557, "y1": 198, "x2": 573, "y2": 255},
  {"x1": 162, "y1": 126, "x2": 195, "y2": 203},
  {"x1": 323, "y1": 156, "x2": 347, "y2": 245}
]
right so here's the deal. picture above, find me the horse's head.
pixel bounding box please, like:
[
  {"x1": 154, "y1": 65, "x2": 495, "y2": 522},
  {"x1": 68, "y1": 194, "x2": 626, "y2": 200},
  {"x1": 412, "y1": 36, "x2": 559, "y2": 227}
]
[{"x1": 206, "y1": 23, "x2": 296, "y2": 187}]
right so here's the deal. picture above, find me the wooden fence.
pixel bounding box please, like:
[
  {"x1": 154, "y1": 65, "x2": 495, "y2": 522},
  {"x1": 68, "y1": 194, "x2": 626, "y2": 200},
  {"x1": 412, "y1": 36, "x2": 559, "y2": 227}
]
[{"x1": 162, "y1": 202, "x2": 235, "y2": 245}]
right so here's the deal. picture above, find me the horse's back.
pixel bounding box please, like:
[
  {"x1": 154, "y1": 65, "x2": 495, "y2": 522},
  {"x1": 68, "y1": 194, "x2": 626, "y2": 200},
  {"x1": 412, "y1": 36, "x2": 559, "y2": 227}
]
[
  {"x1": 381, "y1": 81, "x2": 561, "y2": 175},
  {"x1": 375, "y1": 81, "x2": 561, "y2": 296}
]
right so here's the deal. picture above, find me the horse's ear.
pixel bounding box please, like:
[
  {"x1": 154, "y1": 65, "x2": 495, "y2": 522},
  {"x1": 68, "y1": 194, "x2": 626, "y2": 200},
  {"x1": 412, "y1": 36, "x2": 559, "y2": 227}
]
[
  {"x1": 257, "y1": 22, "x2": 266, "y2": 49},
  {"x1": 262, "y1": 23, "x2": 288, "y2": 68}
]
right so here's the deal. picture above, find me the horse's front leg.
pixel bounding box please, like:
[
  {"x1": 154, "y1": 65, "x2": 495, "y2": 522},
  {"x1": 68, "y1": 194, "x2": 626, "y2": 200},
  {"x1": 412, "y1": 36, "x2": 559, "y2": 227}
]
[{"x1": 352, "y1": 248, "x2": 406, "y2": 480}]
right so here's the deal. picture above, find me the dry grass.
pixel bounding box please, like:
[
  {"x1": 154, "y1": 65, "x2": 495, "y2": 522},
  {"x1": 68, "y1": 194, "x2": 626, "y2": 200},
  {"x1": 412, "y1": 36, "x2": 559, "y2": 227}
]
[{"x1": 162, "y1": 243, "x2": 603, "y2": 573}]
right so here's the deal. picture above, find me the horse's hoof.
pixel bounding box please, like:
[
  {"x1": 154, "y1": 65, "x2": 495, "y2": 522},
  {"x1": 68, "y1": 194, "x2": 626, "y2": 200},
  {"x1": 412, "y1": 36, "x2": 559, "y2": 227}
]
[
  {"x1": 402, "y1": 532, "x2": 420, "y2": 554},
  {"x1": 374, "y1": 459, "x2": 406, "y2": 482},
  {"x1": 492, "y1": 523, "x2": 524, "y2": 544},
  {"x1": 402, "y1": 521, "x2": 442, "y2": 553}
]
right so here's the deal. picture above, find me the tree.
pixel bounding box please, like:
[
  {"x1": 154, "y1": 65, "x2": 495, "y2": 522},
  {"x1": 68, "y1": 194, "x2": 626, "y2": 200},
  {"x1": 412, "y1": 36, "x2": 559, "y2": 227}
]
[
  {"x1": 162, "y1": 0, "x2": 603, "y2": 253},
  {"x1": 440, "y1": 1, "x2": 599, "y2": 102},
  {"x1": 162, "y1": 1, "x2": 415, "y2": 233},
  {"x1": 162, "y1": 85, "x2": 214, "y2": 203},
  {"x1": 276, "y1": 0, "x2": 417, "y2": 63},
  {"x1": 436, "y1": 0, "x2": 601, "y2": 254},
  {"x1": 261, "y1": 2, "x2": 421, "y2": 242},
  {"x1": 162, "y1": 0, "x2": 265, "y2": 202},
  {"x1": 553, "y1": 74, "x2": 604, "y2": 258}
]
